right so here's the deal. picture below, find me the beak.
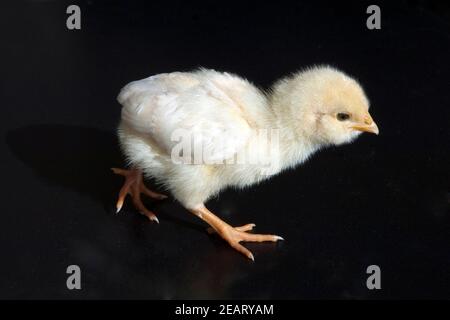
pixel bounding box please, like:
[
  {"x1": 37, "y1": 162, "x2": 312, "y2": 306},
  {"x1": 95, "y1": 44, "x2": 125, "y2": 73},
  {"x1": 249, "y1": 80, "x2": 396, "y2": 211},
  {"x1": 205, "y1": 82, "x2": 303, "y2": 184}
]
[{"x1": 351, "y1": 113, "x2": 379, "y2": 135}]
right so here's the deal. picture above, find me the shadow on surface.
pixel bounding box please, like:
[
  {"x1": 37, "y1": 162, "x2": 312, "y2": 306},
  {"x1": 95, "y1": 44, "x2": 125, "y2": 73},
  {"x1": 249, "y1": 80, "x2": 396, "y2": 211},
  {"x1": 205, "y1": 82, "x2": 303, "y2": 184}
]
[
  {"x1": 6, "y1": 124, "x2": 122, "y2": 211},
  {"x1": 5, "y1": 124, "x2": 205, "y2": 232}
]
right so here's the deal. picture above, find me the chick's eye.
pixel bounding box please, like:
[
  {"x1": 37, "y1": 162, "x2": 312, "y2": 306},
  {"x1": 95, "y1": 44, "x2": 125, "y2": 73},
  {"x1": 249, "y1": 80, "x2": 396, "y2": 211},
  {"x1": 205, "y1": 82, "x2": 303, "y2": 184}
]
[{"x1": 336, "y1": 112, "x2": 350, "y2": 121}]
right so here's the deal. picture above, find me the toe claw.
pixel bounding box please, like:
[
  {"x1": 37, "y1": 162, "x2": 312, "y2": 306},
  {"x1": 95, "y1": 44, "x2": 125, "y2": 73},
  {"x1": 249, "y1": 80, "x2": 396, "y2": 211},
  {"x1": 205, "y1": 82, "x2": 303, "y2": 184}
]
[
  {"x1": 151, "y1": 216, "x2": 160, "y2": 224},
  {"x1": 154, "y1": 194, "x2": 168, "y2": 200}
]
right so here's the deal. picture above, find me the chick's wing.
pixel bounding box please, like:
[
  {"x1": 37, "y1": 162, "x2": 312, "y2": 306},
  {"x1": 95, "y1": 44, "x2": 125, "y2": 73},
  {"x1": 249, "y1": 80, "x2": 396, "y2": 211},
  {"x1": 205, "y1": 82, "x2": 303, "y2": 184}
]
[{"x1": 118, "y1": 72, "x2": 252, "y2": 163}]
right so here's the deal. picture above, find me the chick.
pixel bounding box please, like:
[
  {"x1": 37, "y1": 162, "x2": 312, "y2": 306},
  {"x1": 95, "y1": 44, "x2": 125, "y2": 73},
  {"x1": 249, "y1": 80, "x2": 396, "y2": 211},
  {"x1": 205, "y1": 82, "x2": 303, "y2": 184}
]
[{"x1": 112, "y1": 66, "x2": 378, "y2": 260}]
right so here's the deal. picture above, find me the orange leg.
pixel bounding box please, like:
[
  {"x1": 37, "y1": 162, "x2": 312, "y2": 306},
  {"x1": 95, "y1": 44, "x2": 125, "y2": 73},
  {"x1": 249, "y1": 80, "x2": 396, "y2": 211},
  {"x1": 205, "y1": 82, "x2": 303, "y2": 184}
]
[
  {"x1": 191, "y1": 205, "x2": 283, "y2": 261},
  {"x1": 111, "y1": 168, "x2": 167, "y2": 223}
]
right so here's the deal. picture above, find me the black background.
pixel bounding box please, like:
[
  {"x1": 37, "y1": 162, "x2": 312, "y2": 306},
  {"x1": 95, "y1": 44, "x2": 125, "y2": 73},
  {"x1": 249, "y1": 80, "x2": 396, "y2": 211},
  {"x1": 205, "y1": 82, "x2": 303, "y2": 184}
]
[{"x1": 1, "y1": 0, "x2": 449, "y2": 299}]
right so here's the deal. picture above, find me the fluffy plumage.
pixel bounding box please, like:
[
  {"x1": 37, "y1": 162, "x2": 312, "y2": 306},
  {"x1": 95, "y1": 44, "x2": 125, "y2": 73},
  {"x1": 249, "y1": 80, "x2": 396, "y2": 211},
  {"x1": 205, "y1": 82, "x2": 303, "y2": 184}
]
[{"x1": 115, "y1": 66, "x2": 378, "y2": 260}]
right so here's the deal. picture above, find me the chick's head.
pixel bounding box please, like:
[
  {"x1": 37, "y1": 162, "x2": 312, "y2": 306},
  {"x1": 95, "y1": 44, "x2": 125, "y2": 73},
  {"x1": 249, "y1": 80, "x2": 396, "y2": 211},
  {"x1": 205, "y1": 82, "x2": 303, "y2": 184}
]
[{"x1": 272, "y1": 66, "x2": 378, "y2": 146}]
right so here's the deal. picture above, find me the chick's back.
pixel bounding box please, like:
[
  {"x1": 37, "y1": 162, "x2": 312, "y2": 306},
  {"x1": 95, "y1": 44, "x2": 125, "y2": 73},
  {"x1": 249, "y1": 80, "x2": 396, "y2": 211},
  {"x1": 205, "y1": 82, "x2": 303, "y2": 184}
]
[{"x1": 116, "y1": 69, "x2": 268, "y2": 207}]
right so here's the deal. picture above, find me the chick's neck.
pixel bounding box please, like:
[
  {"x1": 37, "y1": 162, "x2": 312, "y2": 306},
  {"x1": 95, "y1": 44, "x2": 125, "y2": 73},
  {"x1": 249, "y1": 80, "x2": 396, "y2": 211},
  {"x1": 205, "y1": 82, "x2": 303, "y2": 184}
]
[{"x1": 266, "y1": 96, "x2": 324, "y2": 172}]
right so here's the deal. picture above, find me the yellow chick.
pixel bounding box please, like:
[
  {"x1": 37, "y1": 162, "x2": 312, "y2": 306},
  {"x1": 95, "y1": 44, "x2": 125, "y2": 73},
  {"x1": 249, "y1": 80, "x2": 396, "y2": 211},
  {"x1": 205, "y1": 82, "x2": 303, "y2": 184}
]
[{"x1": 112, "y1": 66, "x2": 378, "y2": 260}]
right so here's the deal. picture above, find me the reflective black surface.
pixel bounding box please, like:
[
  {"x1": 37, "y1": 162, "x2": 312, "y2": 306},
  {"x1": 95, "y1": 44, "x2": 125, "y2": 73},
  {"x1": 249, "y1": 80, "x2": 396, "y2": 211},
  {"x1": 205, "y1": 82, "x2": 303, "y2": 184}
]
[{"x1": 1, "y1": 1, "x2": 449, "y2": 299}]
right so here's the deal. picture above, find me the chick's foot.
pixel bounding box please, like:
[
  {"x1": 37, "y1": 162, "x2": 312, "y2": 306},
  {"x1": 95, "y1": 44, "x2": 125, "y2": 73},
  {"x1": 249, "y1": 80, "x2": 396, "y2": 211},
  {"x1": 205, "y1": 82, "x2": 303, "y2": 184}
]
[
  {"x1": 192, "y1": 206, "x2": 284, "y2": 261},
  {"x1": 220, "y1": 225, "x2": 284, "y2": 261},
  {"x1": 111, "y1": 167, "x2": 167, "y2": 223}
]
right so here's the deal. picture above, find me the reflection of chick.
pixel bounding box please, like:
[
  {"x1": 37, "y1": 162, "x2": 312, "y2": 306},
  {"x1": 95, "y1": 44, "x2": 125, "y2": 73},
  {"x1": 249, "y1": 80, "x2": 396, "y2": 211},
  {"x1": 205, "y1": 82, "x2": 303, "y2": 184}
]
[{"x1": 112, "y1": 66, "x2": 379, "y2": 260}]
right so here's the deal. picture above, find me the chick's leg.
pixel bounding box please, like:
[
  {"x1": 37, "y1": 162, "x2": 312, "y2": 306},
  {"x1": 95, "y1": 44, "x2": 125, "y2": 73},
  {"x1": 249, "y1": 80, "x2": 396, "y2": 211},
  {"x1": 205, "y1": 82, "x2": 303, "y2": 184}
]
[
  {"x1": 191, "y1": 205, "x2": 284, "y2": 261},
  {"x1": 112, "y1": 168, "x2": 167, "y2": 223}
]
